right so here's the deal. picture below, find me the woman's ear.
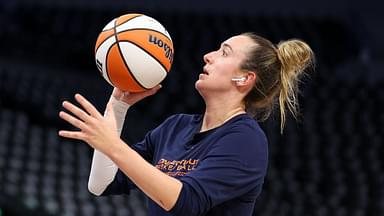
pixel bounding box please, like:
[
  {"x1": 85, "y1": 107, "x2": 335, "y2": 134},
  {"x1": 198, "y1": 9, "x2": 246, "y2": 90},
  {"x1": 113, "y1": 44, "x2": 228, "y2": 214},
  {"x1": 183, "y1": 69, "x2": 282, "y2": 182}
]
[{"x1": 235, "y1": 71, "x2": 256, "y2": 86}]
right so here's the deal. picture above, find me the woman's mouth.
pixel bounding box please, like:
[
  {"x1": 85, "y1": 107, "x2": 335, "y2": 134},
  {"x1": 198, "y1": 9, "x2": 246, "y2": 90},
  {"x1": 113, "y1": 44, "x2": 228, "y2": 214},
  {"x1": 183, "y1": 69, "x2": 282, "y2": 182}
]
[{"x1": 202, "y1": 68, "x2": 209, "y2": 75}]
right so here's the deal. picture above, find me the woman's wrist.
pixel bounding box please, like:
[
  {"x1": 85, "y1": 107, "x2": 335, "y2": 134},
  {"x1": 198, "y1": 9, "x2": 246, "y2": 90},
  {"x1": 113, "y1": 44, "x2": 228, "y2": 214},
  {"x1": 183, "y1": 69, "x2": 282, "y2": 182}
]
[
  {"x1": 108, "y1": 95, "x2": 130, "y2": 135},
  {"x1": 110, "y1": 95, "x2": 131, "y2": 111}
]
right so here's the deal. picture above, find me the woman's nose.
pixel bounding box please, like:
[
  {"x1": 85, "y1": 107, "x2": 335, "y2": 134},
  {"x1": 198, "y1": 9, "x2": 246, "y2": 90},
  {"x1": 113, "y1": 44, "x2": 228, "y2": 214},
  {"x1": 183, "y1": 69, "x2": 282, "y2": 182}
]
[{"x1": 203, "y1": 51, "x2": 214, "y2": 64}]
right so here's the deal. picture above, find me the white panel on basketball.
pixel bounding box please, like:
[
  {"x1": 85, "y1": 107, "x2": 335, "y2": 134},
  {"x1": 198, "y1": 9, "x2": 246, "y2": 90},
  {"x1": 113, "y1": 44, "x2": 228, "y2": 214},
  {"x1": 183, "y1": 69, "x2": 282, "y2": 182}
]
[
  {"x1": 119, "y1": 41, "x2": 167, "y2": 88},
  {"x1": 115, "y1": 16, "x2": 172, "y2": 40},
  {"x1": 95, "y1": 36, "x2": 116, "y2": 86},
  {"x1": 102, "y1": 18, "x2": 116, "y2": 31}
]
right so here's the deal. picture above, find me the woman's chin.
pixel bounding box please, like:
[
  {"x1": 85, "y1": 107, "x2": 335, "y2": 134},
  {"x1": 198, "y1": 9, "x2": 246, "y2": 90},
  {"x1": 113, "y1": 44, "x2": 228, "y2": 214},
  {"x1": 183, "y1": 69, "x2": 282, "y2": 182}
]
[
  {"x1": 195, "y1": 80, "x2": 207, "y2": 93},
  {"x1": 195, "y1": 80, "x2": 202, "y2": 90}
]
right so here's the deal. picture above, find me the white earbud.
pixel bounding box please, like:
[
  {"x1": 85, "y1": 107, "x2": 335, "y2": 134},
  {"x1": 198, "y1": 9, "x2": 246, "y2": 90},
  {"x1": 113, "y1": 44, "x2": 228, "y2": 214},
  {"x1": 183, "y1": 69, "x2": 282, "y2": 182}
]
[{"x1": 231, "y1": 77, "x2": 246, "y2": 82}]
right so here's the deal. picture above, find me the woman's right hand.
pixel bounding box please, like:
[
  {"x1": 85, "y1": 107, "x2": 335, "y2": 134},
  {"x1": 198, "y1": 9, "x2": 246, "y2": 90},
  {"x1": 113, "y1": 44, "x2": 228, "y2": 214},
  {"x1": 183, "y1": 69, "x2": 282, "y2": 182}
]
[{"x1": 111, "y1": 85, "x2": 162, "y2": 106}]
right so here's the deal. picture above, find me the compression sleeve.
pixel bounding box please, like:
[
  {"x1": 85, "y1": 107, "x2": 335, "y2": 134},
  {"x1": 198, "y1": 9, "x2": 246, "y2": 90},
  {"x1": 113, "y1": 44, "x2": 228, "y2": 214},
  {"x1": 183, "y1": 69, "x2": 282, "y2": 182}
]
[{"x1": 88, "y1": 96, "x2": 130, "y2": 196}]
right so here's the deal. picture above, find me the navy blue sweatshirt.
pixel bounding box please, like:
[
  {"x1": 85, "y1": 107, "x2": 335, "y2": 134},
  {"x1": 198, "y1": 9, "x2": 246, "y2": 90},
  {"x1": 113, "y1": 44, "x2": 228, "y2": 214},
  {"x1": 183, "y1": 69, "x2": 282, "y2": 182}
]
[{"x1": 102, "y1": 113, "x2": 268, "y2": 216}]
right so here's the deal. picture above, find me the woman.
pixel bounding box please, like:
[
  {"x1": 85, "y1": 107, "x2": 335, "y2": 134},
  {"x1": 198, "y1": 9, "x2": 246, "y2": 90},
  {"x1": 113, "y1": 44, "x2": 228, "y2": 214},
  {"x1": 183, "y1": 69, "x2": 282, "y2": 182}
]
[{"x1": 58, "y1": 32, "x2": 314, "y2": 215}]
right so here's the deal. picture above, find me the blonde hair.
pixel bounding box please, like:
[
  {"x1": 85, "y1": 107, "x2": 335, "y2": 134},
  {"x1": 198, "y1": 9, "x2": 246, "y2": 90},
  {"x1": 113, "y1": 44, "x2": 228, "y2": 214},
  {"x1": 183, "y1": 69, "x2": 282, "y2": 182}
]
[
  {"x1": 277, "y1": 39, "x2": 314, "y2": 130},
  {"x1": 240, "y1": 33, "x2": 315, "y2": 132}
]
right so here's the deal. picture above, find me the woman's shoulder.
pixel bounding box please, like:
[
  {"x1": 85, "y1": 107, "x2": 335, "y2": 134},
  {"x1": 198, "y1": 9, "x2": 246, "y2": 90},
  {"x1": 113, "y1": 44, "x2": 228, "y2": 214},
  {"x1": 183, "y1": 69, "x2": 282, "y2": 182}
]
[
  {"x1": 218, "y1": 114, "x2": 268, "y2": 150},
  {"x1": 215, "y1": 115, "x2": 268, "y2": 166},
  {"x1": 224, "y1": 114, "x2": 265, "y2": 137}
]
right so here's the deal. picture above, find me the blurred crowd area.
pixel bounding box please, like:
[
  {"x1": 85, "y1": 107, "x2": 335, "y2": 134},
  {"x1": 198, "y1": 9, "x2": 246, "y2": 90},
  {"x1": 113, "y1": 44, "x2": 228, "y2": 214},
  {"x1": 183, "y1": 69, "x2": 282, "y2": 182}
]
[{"x1": 0, "y1": 1, "x2": 383, "y2": 216}]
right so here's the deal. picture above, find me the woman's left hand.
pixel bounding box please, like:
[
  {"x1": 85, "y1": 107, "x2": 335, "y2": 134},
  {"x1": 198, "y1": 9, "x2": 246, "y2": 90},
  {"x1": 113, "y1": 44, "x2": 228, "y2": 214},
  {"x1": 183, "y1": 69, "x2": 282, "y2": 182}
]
[{"x1": 58, "y1": 93, "x2": 120, "y2": 155}]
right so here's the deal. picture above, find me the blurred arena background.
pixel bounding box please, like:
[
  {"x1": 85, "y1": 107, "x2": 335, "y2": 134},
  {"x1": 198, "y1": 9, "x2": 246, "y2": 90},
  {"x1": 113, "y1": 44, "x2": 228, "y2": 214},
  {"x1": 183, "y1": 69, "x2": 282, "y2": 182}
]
[{"x1": 0, "y1": 0, "x2": 383, "y2": 215}]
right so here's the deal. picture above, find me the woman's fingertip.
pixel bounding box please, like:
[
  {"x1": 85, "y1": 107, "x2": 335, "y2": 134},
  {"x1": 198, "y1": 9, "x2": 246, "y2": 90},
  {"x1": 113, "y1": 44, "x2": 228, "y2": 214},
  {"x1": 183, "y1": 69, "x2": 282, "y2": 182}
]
[
  {"x1": 59, "y1": 111, "x2": 66, "y2": 117},
  {"x1": 75, "y1": 93, "x2": 82, "y2": 100}
]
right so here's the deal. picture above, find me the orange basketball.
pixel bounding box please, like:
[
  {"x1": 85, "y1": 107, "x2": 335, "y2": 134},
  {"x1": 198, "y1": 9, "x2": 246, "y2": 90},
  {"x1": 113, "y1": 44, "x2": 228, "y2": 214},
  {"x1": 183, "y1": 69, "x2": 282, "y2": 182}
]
[{"x1": 95, "y1": 13, "x2": 174, "y2": 92}]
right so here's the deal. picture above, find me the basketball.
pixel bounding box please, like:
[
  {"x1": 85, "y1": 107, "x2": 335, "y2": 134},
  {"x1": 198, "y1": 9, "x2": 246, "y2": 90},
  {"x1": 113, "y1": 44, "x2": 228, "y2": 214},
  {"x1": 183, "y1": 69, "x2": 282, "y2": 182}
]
[{"x1": 94, "y1": 13, "x2": 174, "y2": 92}]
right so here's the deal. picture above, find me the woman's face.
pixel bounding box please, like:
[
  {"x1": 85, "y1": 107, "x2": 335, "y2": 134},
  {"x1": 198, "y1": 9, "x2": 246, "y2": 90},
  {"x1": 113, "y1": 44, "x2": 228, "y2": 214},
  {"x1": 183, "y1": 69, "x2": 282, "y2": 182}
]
[{"x1": 195, "y1": 35, "x2": 255, "y2": 94}]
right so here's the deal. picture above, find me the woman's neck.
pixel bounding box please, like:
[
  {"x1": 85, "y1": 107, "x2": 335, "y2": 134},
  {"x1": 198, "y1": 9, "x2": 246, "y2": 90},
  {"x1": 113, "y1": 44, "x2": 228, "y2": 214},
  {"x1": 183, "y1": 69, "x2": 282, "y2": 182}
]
[{"x1": 200, "y1": 102, "x2": 246, "y2": 132}]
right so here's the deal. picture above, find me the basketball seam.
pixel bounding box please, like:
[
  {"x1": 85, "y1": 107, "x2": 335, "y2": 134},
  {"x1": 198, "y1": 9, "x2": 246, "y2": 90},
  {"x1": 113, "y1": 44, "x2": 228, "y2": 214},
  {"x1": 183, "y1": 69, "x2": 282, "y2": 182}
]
[
  {"x1": 116, "y1": 28, "x2": 172, "y2": 42},
  {"x1": 116, "y1": 14, "x2": 144, "y2": 28},
  {"x1": 99, "y1": 28, "x2": 172, "y2": 49},
  {"x1": 118, "y1": 40, "x2": 169, "y2": 74},
  {"x1": 104, "y1": 43, "x2": 115, "y2": 86},
  {"x1": 95, "y1": 30, "x2": 115, "y2": 53},
  {"x1": 102, "y1": 14, "x2": 143, "y2": 32},
  {"x1": 113, "y1": 19, "x2": 148, "y2": 90}
]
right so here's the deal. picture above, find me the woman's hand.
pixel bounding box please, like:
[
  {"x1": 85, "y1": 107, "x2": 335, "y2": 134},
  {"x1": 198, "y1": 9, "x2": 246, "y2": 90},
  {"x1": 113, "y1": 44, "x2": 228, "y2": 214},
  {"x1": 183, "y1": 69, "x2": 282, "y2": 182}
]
[
  {"x1": 59, "y1": 93, "x2": 182, "y2": 211},
  {"x1": 112, "y1": 85, "x2": 162, "y2": 105},
  {"x1": 58, "y1": 94, "x2": 121, "y2": 155}
]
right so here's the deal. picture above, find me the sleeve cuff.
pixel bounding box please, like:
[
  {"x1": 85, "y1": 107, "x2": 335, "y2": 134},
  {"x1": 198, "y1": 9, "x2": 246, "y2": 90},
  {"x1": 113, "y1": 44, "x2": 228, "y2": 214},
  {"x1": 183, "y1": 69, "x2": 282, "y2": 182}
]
[
  {"x1": 108, "y1": 96, "x2": 131, "y2": 135},
  {"x1": 109, "y1": 96, "x2": 131, "y2": 114}
]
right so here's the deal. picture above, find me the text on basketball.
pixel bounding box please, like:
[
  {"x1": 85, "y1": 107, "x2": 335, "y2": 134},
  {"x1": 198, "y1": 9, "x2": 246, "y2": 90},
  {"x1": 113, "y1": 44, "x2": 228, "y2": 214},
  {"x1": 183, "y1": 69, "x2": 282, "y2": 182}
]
[{"x1": 148, "y1": 35, "x2": 174, "y2": 63}]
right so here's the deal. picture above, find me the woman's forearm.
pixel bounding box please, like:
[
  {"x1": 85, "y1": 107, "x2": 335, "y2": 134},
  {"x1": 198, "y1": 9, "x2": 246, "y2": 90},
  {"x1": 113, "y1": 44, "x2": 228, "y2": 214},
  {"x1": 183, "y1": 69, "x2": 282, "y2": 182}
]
[
  {"x1": 88, "y1": 95, "x2": 130, "y2": 195},
  {"x1": 60, "y1": 92, "x2": 174, "y2": 206},
  {"x1": 108, "y1": 139, "x2": 183, "y2": 211},
  {"x1": 88, "y1": 149, "x2": 119, "y2": 195},
  {"x1": 106, "y1": 96, "x2": 182, "y2": 210}
]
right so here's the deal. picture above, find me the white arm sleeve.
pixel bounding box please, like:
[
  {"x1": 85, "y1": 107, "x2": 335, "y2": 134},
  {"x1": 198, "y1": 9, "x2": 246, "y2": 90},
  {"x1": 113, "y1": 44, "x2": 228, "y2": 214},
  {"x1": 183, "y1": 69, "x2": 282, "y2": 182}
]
[{"x1": 88, "y1": 96, "x2": 130, "y2": 196}]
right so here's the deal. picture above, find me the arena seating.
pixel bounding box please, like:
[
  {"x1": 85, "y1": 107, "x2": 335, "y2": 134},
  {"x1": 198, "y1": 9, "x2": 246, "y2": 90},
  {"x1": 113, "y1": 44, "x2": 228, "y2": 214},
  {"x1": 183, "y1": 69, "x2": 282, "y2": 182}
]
[
  {"x1": 0, "y1": 4, "x2": 360, "y2": 70},
  {"x1": 0, "y1": 83, "x2": 148, "y2": 216},
  {"x1": 1, "y1": 3, "x2": 383, "y2": 216}
]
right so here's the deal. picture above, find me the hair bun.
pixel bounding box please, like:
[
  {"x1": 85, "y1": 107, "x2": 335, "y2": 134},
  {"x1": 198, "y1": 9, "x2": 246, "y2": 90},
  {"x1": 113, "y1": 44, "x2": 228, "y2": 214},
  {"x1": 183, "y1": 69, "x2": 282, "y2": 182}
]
[
  {"x1": 276, "y1": 39, "x2": 315, "y2": 132},
  {"x1": 277, "y1": 39, "x2": 314, "y2": 78}
]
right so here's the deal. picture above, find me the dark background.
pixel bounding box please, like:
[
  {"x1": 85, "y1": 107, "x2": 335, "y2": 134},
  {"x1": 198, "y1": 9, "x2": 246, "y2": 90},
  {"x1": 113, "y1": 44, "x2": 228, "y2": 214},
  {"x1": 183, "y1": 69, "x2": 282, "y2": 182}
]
[{"x1": 0, "y1": 0, "x2": 383, "y2": 215}]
